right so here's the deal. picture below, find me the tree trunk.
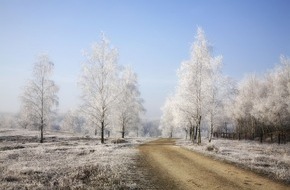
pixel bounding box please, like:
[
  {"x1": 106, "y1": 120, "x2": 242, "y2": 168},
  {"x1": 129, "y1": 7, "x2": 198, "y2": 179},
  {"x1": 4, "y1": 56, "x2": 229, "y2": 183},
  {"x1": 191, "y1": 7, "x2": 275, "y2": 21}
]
[
  {"x1": 209, "y1": 123, "x2": 213, "y2": 143},
  {"x1": 191, "y1": 126, "x2": 195, "y2": 143},
  {"x1": 194, "y1": 126, "x2": 197, "y2": 141},
  {"x1": 122, "y1": 124, "x2": 125, "y2": 138},
  {"x1": 40, "y1": 117, "x2": 44, "y2": 143},
  {"x1": 40, "y1": 77, "x2": 44, "y2": 143},
  {"x1": 197, "y1": 116, "x2": 202, "y2": 145},
  {"x1": 101, "y1": 121, "x2": 105, "y2": 144},
  {"x1": 189, "y1": 127, "x2": 192, "y2": 141},
  {"x1": 40, "y1": 123, "x2": 44, "y2": 143}
]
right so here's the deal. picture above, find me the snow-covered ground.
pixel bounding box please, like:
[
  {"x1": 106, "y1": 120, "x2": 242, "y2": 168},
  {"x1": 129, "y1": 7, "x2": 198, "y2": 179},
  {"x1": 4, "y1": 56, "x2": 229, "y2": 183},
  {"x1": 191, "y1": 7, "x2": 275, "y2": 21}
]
[
  {"x1": 0, "y1": 128, "x2": 153, "y2": 189},
  {"x1": 177, "y1": 138, "x2": 290, "y2": 184}
]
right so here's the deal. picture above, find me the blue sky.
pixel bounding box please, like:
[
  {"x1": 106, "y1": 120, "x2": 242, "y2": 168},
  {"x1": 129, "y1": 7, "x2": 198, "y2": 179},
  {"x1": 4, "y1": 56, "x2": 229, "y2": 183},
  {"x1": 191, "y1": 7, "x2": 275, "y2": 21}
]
[{"x1": 1, "y1": 0, "x2": 290, "y2": 119}]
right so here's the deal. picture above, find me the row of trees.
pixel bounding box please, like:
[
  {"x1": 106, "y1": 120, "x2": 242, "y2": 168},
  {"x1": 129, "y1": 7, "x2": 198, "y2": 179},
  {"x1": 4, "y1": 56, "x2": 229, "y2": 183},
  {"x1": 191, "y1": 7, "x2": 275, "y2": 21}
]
[
  {"x1": 160, "y1": 27, "x2": 290, "y2": 144},
  {"x1": 19, "y1": 34, "x2": 145, "y2": 143},
  {"x1": 229, "y1": 56, "x2": 290, "y2": 141}
]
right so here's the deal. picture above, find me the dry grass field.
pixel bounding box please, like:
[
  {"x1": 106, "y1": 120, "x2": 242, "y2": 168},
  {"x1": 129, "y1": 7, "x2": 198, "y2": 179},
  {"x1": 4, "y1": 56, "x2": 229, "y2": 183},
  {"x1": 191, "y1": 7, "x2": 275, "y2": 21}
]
[{"x1": 0, "y1": 129, "x2": 151, "y2": 190}]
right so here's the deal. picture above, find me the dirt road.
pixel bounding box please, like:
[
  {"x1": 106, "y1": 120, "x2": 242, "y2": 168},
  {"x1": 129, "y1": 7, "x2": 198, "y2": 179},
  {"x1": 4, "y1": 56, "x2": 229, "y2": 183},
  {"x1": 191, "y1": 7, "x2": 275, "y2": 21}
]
[{"x1": 138, "y1": 138, "x2": 289, "y2": 190}]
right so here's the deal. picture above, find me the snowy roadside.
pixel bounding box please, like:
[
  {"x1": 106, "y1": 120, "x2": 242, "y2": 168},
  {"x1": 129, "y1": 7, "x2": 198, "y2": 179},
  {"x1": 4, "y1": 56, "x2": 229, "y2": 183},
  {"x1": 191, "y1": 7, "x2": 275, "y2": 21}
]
[
  {"x1": 176, "y1": 138, "x2": 290, "y2": 184},
  {"x1": 0, "y1": 129, "x2": 154, "y2": 189}
]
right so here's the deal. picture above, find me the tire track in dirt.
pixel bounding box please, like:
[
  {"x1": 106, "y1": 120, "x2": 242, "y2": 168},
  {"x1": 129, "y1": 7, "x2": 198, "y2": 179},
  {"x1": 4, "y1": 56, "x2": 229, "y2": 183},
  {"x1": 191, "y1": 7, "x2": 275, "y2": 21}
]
[{"x1": 138, "y1": 138, "x2": 289, "y2": 190}]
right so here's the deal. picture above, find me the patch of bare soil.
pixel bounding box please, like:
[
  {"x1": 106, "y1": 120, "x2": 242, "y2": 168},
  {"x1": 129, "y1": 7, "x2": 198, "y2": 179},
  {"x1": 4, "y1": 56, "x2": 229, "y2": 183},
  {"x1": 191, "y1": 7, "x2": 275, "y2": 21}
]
[{"x1": 138, "y1": 138, "x2": 289, "y2": 190}]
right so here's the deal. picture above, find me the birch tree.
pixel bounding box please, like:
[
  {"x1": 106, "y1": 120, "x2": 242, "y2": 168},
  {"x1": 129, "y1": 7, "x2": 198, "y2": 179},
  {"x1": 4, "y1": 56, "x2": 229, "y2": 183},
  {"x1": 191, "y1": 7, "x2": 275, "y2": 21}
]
[
  {"x1": 176, "y1": 27, "x2": 213, "y2": 144},
  {"x1": 117, "y1": 66, "x2": 145, "y2": 138},
  {"x1": 20, "y1": 54, "x2": 59, "y2": 143},
  {"x1": 79, "y1": 34, "x2": 120, "y2": 143},
  {"x1": 207, "y1": 56, "x2": 223, "y2": 142}
]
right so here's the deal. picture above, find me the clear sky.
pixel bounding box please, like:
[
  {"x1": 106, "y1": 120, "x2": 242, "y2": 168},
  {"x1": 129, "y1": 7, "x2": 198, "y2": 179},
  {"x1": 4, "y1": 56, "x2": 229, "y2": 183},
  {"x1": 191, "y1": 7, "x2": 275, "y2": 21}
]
[{"x1": 1, "y1": 0, "x2": 290, "y2": 119}]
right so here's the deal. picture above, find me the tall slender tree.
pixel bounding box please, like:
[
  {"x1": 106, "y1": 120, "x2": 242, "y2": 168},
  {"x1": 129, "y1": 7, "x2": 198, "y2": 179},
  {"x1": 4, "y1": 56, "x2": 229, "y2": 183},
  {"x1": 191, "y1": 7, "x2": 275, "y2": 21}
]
[
  {"x1": 20, "y1": 54, "x2": 59, "y2": 143},
  {"x1": 79, "y1": 34, "x2": 120, "y2": 143},
  {"x1": 117, "y1": 66, "x2": 145, "y2": 138},
  {"x1": 207, "y1": 56, "x2": 229, "y2": 142},
  {"x1": 176, "y1": 27, "x2": 213, "y2": 144}
]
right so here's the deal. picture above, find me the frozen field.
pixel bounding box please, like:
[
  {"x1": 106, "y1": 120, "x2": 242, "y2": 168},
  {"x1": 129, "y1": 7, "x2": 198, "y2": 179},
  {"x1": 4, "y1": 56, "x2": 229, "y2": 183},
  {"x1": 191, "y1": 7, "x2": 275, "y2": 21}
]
[
  {"x1": 1, "y1": 128, "x2": 289, "y2": 190},
  {"x1": 177, "y1": 138, "x2": 290, "y2": 184},
  {"x1": 0, "y1": 129, "x2": 152, "y2": 190}
]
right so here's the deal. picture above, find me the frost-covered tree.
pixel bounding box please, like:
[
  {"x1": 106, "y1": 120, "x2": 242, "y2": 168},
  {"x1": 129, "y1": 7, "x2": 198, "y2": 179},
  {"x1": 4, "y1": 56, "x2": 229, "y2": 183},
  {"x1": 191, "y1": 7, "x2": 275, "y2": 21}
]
[
  {"x1": 206, "y1": 56, "x2": 224, "y2": 142},
  {"x1": 79, "y1": 34, "x2": 120, "y2": 143},
  {"x1": 175, "y1": 27, "x2": 215, "y2": 144},
  {"x1": 266, "y1": 56, "x2": 290, "y2": 130},
  {"x1": 232, "y1": 74, "x2": 267, "y2": 138},
  {"x1": 161, "y1": 27, "x2": 231, "y2": 143},
  {"x1": 160, "y1": 94, "x2": 195, "y2": 139},
  {"x1": 61, "y1": 110, "x2": 86, "y2": 134},
  {"x1": 160, "y1": 96, "x2": 176, "y2": 138},
  {"x1": 20, "y1": 54, "x2": 59, "y2": 143},
  {"x1": 117, "y1": 66, "x2": 145, "y2": 138},
  {"x1": 229, "y1": 55, "x2": 290, "y2": 143},
  {"x1": 18, "y1": 108, "x2": 31, "y2": 129}
]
